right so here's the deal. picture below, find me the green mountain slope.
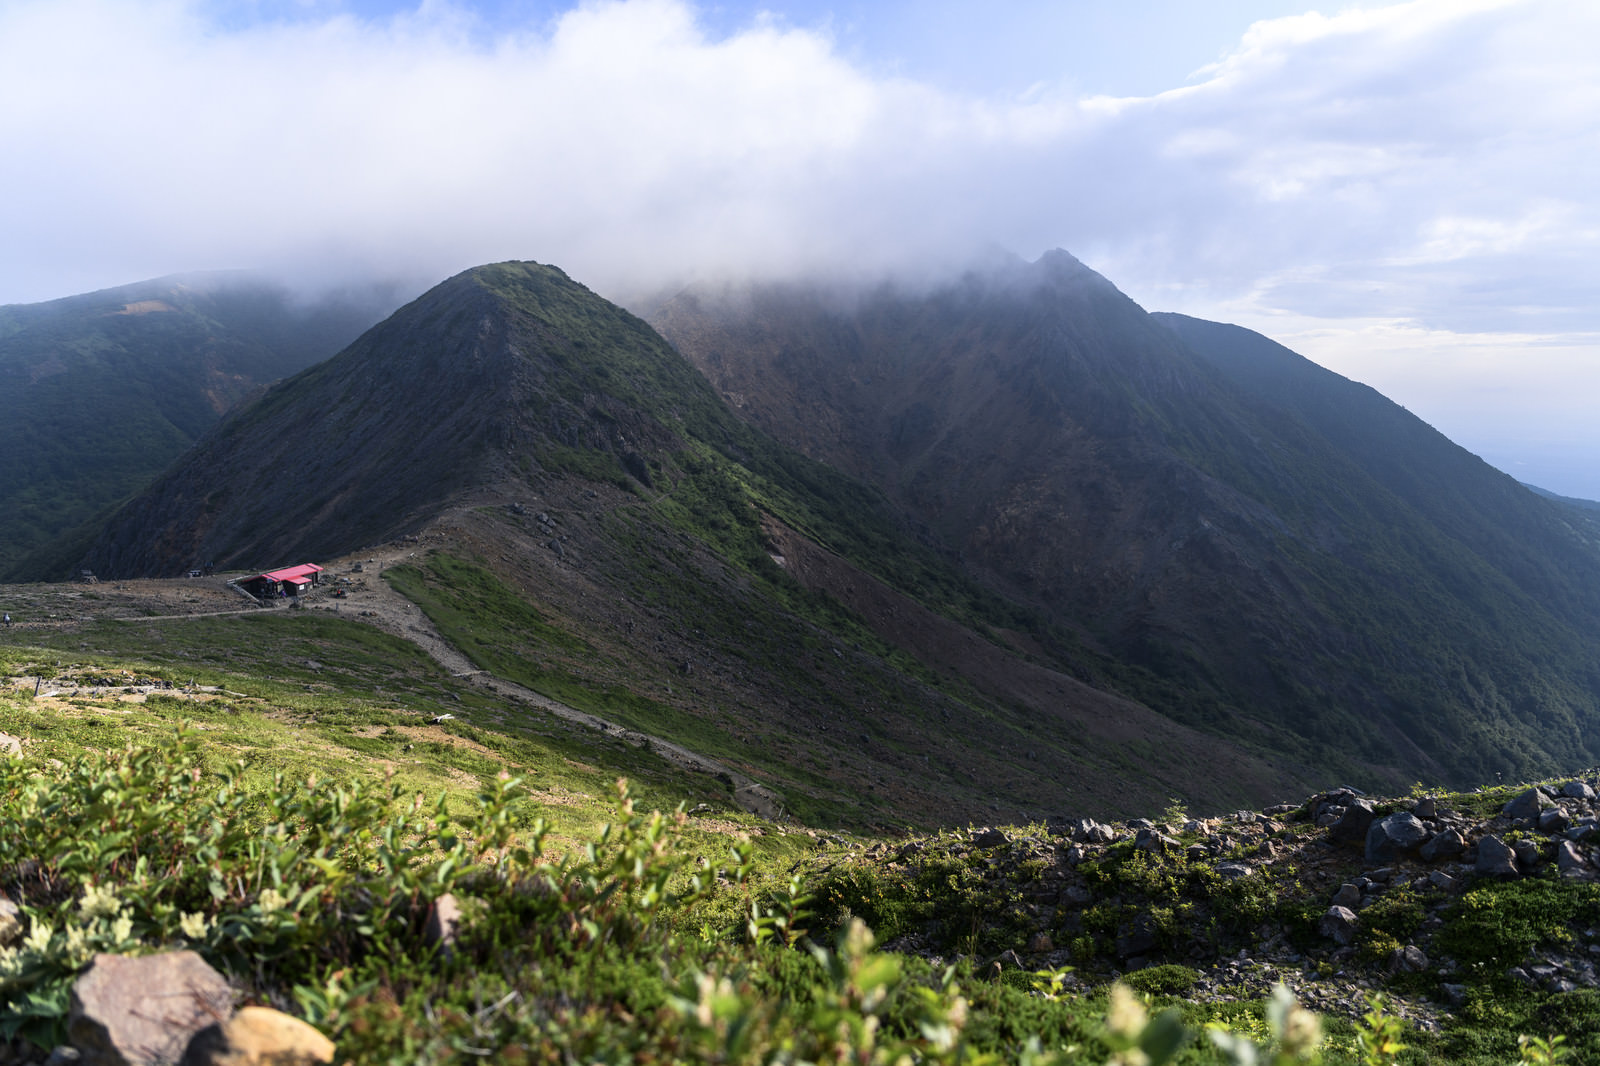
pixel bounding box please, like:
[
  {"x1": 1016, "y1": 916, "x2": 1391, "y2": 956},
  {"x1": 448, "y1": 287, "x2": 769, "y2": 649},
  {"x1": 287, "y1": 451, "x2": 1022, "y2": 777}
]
[
  {"x1": 65, "y1": 261, "x2": 1320, "y2": 825},
  {"x1": 0, "y1": 273, "x2": 397, "y2": 579},
  {"x1": 647, "y1": 252, "x2": 1600, "y2": 790}
]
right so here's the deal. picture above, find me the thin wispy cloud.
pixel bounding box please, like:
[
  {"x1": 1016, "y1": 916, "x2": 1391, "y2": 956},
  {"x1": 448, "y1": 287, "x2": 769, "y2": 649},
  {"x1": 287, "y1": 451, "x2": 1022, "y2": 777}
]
[{"x1": 1, "y1": 0, "x2": 1596, "y2": 491}]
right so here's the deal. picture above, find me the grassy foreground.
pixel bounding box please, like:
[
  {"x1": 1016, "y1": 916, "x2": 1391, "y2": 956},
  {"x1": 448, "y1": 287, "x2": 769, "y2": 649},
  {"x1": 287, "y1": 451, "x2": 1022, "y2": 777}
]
[{"x1": 0, "y1": 631, "x2": 1588, "y2": 1063}]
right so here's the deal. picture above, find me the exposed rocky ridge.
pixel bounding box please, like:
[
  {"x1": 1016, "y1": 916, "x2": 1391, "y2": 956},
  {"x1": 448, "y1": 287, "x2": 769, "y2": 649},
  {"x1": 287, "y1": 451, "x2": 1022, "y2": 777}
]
[
  {"x1": 811, "y1": 774, "x2": 1600, "y2": 1034},
  {"x1": 647, "y1": 252, "x2": 1600, "y2": 790}
]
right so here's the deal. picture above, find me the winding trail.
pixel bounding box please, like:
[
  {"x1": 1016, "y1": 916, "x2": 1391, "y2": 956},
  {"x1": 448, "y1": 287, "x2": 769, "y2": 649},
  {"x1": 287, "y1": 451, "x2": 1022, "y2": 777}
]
[
  {"x1": 2, "y1": 555, "x2": 785, "y2": 818},
  {"x1": 306, "y1": 551, "x2": 785, "y2": 819}
]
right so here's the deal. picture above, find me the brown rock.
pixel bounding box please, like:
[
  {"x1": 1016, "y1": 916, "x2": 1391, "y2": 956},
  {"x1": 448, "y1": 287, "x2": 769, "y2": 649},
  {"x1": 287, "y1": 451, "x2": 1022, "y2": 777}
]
[
  {"x1": 69, "y1": 952, "x2": 233, "y2": 1066},
  {"x1": 423, "y1": 893, "x2": 462, "y2": 953},
  {"x1": 180, "y1": 1007, "x2": 334, "y2": 1066}
]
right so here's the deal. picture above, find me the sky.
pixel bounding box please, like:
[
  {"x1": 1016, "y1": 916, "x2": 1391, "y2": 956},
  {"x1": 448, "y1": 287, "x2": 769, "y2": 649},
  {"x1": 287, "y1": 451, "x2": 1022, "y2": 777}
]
[{"x1": 2, "y1": 0, "x2": 1598, "y2": 496}]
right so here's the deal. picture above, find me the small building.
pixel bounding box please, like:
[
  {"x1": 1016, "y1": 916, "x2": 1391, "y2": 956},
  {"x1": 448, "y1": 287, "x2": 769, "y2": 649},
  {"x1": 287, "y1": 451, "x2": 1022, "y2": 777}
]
[{"x1": 241, "y1": 563, "x2": 325, "y2": 601}]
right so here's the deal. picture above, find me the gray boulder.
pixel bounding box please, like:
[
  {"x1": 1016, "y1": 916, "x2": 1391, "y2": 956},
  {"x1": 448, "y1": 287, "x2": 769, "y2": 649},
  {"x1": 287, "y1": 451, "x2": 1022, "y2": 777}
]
[
  {"x1": 1563, "y1": 780, "x2": 1596, "y2": 801},
  {"x1": 972, "y1": 828, "x2": 1008, "y2": 848},
  {"x1": 1388, "y1": 945, "x2": 1429, "y2": 973},
  {"x1": 1328, "y1": 801, "x2": 1377, "y2": 847},
  {"x1": 1539, "y1": 808, "x2": 1571, "y2": 834},
  {"x1": 1366, "y1": 813, "x2": 1430, "y2": 863},
  {"x1": 1512, "y1": 839, "x2": 1542, "y2": 869},
  {"x1": 1475, "y1": 834, "x2": 1521, "y2": 879},
  {"x1": 1331, "y1": 883, "x2": 1362, "y2": 909},
  {"x1": 1503, "y1": 787, "x2": 1550, "y2": 823},
  {"x1": 1557, "y1": 839, "x2": 1590, "y2": 878},
  {"x1": 69, "y1": 952, "x2": 233, "y2": 1066},
  {"x1": 1419, "y1": 828, "x2": 1466, "y2": 862},
  {"x1": 1134, "y1": 828, "x2": 1181, "y2": 854},
  {"x1": 1318, "y1": 906, "x2": 1359, "y2": 946}
]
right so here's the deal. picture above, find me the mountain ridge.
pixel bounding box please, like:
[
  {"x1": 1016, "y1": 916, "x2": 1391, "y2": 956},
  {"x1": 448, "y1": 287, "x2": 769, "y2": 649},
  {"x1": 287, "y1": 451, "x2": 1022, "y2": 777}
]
[
  {"x1": 647, "y1": 252, "x2": 1600, "y2": 789},
  {"x1": 0, "y1": 271, "x2": 399, "y2": 578}
]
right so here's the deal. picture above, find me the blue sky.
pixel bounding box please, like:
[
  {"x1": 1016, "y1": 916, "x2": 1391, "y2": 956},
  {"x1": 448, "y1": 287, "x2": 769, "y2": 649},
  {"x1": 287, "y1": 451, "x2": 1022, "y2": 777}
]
[{"x1": 2, "y1": 0, "x2": 1598, "y2": 497}]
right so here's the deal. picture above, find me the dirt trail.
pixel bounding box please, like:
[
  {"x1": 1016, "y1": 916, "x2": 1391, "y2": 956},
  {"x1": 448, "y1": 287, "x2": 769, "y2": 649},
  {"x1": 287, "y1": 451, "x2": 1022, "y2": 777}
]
[
  {"x1": 0, "y1": 554, "x2": 784, "y2": 819},
  {"x1": 308, "y1": 549, "x2": 784, "y2": 819}
]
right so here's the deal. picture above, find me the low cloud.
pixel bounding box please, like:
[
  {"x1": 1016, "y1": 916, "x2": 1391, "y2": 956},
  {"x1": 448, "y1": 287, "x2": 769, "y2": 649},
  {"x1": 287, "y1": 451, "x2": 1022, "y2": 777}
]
[{"x1": 2, "y1": 0, "x2": 1596, "y2": 490}]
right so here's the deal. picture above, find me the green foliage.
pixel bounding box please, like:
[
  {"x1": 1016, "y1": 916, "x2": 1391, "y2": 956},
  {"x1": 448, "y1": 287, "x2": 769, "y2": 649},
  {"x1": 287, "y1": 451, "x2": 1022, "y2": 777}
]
[
  {"x1": 1123, "y1": 964, "x2": 1201, "y2": 997},
  {"x1": 1437, "y1": 878, "x2": 1600, "y2": 976},
  {"x1": 809, "y1": 847, "x2": 1033, "y2": 957},
  {"x1": 1206, "y1": 984, "x2": 1324, "y2": 1065},
  {"x1": 1353, "y1": 993, "x2": 1407, "y2": 1066}
]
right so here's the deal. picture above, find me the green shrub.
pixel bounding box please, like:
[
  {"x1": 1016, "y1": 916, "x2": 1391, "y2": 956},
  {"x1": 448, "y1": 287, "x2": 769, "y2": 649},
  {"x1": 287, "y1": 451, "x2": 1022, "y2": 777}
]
[{"x1": 1123, "y1": 964, "x2": 1201, "y2": 996}]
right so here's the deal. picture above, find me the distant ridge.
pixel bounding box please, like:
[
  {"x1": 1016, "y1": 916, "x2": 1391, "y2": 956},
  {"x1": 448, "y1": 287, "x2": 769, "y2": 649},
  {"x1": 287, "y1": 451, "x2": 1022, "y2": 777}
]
[
  {"x1": 1525, "y1": 482, "x2": 1600, "y2": 515},
  {"x1": 0, "y1": 272, "x2": 399, "y2": 579}
]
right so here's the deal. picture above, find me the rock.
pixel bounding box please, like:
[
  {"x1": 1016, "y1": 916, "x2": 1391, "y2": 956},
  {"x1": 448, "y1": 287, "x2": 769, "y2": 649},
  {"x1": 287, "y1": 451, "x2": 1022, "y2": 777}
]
[
  {"x1": 1512, "y1": 838, "x2": 1542, "y2": 868},
  {"x1": 1540, "y1": 808, "x2": 1571, "y2": 834},
  {"x1": 1328, "y1": 801, "x2": 1376, "y2": 847},
  {"x1": 1331, "y1": 883, "x2": 1362, "y2": 909},
  {"x1": 972, "y1": 828, "x2": 1008, "y2": 848},
  {"x1": 1563, "y1": 780, "x2": 1596, "y2": 801},
  {"x1": 1215, "y1": 862, "x2": 1252, "y2": 881},
  {"x1": 69, "y1": 952, "x2": 233, "y2": 1066},
  {"x1": 1060, "y1": 883, "x2": 1093, "y2": 905},
  {"x1": 1366, "y1": 813, "x2": 1430, "y2": 863},
  {"x1": 1318, "y1": 906, "x2": 1359, "y2": 946},
  {"x1": 1419, "y1": 828, "x2": 1466, "y2": 862},
  {"x1": 1410, "y1": 796, "x2": 1437, "y2": 819},
  {"x1": 424, "y1": 893, "x2": 462, "y2": 954},
  {"x1": 1475, "y1": 835, "x2": 1521, "y2": 879},
  {"x1": 180, "y1": 1007, "x2": 334, "y2": 1066},
  {"x1": 1503, "y1": 787, "x2": 1550, "y2": 823},
  {"x1": 0, "y1": 896, "x2": 21, "y2": 948},
  {"x1": 1388, "y1": 945, "x2": 1428, "y2": 973},
  {"x1": 1441, "y1": 983, "x2": 1469, "y2": 1006},
  {"x1": 1064, "y1": 819, "x2": 1116, "y2": 844},
  {"x1": 1557, "y1": 840, "x2": 1590, "y2": 877},
  {"x1": 1134, "y1": 828, "x2": 1180, "y2": 854},
  {"x1": 1185, "y1": 844, "x2": 1210, "y2": 861},
  {"x1": 1569, "y1": 823, "x2": 1600, "y2": 844},
  {"x1": 45, "y1": 1049, "x2": 82, "y2": 1066},
  {"x1": 1428, "y1": 870, "x2": 1458, "y2": 891}
]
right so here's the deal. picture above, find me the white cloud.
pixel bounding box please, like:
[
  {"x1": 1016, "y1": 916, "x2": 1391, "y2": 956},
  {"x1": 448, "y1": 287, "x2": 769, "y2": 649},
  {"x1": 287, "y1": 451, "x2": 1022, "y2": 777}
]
[{"x1": 0, "y1": 0, "x2": 1597, "y2": 490}]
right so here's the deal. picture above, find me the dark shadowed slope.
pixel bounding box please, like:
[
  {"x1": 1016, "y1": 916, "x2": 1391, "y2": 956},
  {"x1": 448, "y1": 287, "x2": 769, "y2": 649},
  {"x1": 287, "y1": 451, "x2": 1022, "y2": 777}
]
[
  {"x1": 1154, "y1": 312, "x2": 1600, "y2": 637},
  {"x1": 0, "y1": 273, "x2": 398, "y2": 578},
  {"x1": 647, "y1": 251, "x2": 1600, "y2": 790}
]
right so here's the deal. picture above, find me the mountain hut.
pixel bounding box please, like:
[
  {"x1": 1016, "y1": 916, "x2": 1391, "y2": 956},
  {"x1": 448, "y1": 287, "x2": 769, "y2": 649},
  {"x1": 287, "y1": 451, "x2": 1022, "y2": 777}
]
[{"x1": 242, "y1": 563, "x2": 325, "y2": 600}]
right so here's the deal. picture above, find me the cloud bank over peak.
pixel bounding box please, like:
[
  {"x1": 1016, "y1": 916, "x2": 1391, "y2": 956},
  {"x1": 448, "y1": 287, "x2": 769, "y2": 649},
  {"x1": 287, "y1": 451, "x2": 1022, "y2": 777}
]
[{"x1": 1, "y1": 0, "x2": 1597, "y2": 493}]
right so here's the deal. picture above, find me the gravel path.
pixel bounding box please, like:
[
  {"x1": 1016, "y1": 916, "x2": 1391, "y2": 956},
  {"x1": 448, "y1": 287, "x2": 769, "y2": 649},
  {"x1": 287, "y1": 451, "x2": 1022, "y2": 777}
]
[{"x1": 309, "y1": 550, "x2": 783, "y2": 819}]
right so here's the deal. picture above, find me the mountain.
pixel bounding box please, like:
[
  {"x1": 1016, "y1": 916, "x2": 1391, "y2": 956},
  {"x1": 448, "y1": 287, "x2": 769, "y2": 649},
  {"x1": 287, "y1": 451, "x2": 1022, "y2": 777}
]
[
  {"x1": 0, "y1": 273, "x2": 399, "y2": 579},
  {"x1": 645, "y1": 251, "x2": 1600, "y2": 790},
  {"x1": 1525, "y1": 482, "x2": 1600, "y2": 516},
  {"x1": 67, "y1": 260, "x2": 1318, "y2": 826}
]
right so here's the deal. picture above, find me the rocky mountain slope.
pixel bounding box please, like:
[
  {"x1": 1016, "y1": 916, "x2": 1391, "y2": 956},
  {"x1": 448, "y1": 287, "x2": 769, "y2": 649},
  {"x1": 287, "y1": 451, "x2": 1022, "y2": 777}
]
[
  {"x1": 645, "y1": 251, "x2": 1600, "y2": 791},
  {"x1": 0, "y1": 273, "x2": 397, "y2": 579}
]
